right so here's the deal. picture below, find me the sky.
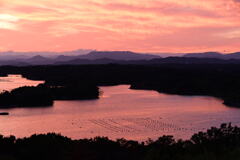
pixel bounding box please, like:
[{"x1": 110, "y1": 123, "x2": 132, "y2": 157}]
[{"x1": 0, "y1": 0, "x2": 239, "y2": 53}]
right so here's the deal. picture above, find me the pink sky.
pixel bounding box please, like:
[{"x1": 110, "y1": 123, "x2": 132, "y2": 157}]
[{"x1": 0, "y1": 0, "x2": 239, "y2": 53}]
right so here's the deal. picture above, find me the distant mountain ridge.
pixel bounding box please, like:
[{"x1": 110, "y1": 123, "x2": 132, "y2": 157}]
[
  {"x1": 56, "y1": 57, "x2": 240, "y2": 65},
  {"x1": 0, "y1": 49, "x2": 94, "y2": 60},
  {"x1": 0, "y1": 50, "x2": 240, "y2": 66},
  {"x1": 78, "y1": 51, "x2": 160, "y2": 60},
  {"x1": 0, "y1": 51, "x2": 161, "y2": 65},
  {"x1": 183, "y1": 52, "x2": 240, "y2": 59},
  {"x1": 56, "y1": 51, "x2": 160, "y2": 61}
]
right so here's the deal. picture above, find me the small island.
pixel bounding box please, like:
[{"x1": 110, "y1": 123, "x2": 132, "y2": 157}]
[{"x1": 0, "y1": 84, "x2": 99, "y2": 108}]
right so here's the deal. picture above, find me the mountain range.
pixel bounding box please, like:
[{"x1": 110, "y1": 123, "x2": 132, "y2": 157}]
[
  {"x1": 0, "y1": 49, "x2": 94, "y2": 60},
  {"x1": 0, "y1": 51, "x2": 161, "y2": 66},
  {"x1": 0, "y1": 50, "x2": 240, "y2": 66},
  {"x1": 183, "y1": 52, "x2": 240, "y2": 59}
]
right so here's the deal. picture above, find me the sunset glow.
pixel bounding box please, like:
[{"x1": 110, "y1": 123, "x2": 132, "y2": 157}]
[{"x1": 0, "y1": 0, "x2": 239, "y2": 53}]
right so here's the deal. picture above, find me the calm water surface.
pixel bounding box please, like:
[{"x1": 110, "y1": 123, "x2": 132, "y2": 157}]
[
  {"x1": 0, "y1": 75, "x2": 43, "y2": 91},
  {"x1": 0, "y1": 75, "x2": 240, "y2": 141}
]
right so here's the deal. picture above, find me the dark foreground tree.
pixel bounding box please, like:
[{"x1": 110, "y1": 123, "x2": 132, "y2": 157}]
[{"x1": 0, "y1": 123, "x2": 240, "y2": 160}]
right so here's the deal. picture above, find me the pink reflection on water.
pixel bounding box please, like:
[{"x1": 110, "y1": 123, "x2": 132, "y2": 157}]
[
  {"x1": 0, "y1": 75, "x2": 44, "y2": 92},
  {"x1": 0, "y1": 84, "x2": 240, "y2": 141}
]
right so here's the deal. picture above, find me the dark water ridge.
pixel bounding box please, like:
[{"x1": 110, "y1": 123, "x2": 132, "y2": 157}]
[{"x1": 0, "y1": 123, "x2": 240, "y2": 160}]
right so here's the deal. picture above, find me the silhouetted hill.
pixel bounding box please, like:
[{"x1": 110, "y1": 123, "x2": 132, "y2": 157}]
[
  {"x1": 55, "y1": 57, "x2": 240, "y2": 65},
  {"x1": 0, "y1": 61, "x2": 30, "y2": 66},
  {"x1": 54, "y1": 55, "x2": 76, "y2": 62},
  {"x1": 183, "y1": 52, "x2": 224, "y2": 58},
  {"x1": 77, "y1": 51, "x2": 161, "y2": 60},
  {"x1": 148, "y1": 57, "x2": 240, "y2": 64},
  {"x1": 39, "y1": 51, "x2": 161, "y2": 64},
  {"x1": 0, "y1": 49, "x2": 93, "y2": 59},
  {"x1": 184, "y1": 52, "x2": 240, "y2": 59},
  {"x1": 225, "y1": 52, "x2": 240, "y2": 59},
  {"x1": 2, "y1": 51, "x2": 240, "y2": 66},
  {"x1": 2, "y1": 56, "x2": 240, "y2": 66},
  {"x1": 25, "y1": 55, "x2": 54, "y2": 65},
  {"x1": 55, "y1": 58, "x2": 121, "y2": 65}
]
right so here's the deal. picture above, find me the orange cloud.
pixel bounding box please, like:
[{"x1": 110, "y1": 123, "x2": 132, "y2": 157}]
[{"x1": 0, "y1": 0, "x2": 239, "y2": 53}]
